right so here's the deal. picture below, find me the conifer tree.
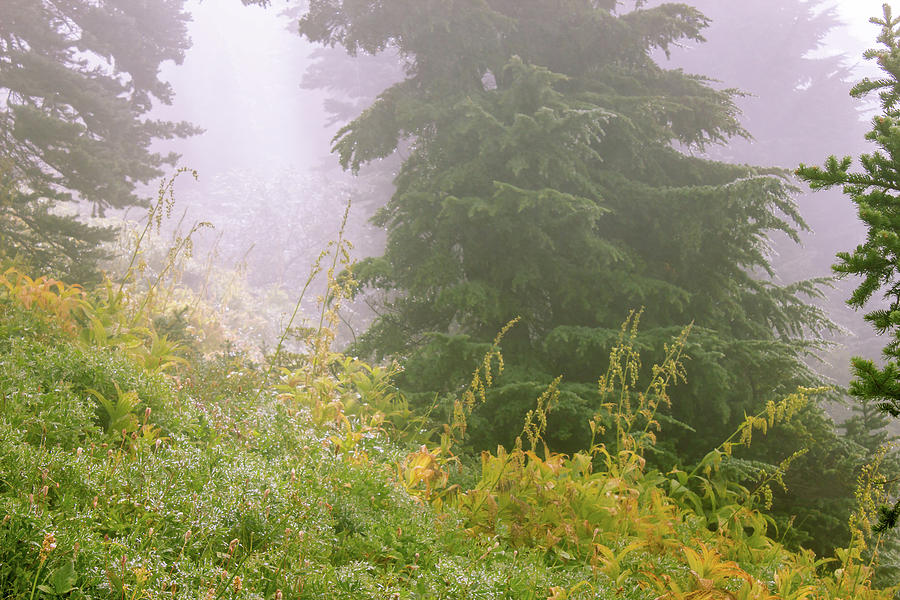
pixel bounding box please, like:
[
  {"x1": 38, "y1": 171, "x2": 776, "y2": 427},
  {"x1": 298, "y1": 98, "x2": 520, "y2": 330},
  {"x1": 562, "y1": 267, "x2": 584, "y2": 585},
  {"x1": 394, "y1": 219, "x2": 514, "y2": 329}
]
[
  {"x1": 297, "y1": 0, "x2": 834, "y2": 460},
  {"x1": 293, "y1": 1, "x2": 830, "y2": 453},
  {"x1": 0, "y1": 0, "x2": 198, "y2": 281},
  {"x1": 798, "y1": 4, "x2": 900, "y2": 532}
]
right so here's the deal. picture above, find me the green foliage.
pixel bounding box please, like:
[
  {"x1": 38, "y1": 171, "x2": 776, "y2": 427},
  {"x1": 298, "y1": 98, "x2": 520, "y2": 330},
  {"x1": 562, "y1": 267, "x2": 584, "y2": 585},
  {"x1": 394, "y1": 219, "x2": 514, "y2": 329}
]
[
  {"x1": 397, "y1": 311, "x2": 898, "y2": 599},
  {"x1": 797, "y1": 3, "x2": 900, "y2": 533},
  {"x1": 297, "y1": 0, "x2": 836, "y2": 475},
  {"x1": 0, "y1": 300, "x2": 188, "y2": 449},
  {"x1": 0, "y1": 272, "x2": 591, "y2": 599},
  {"x1": 1, "y1": 259, "x2": 898, "y2": 598},
  {"x1": 0, "y1": 0, "x2": 199, "y2": 280}
]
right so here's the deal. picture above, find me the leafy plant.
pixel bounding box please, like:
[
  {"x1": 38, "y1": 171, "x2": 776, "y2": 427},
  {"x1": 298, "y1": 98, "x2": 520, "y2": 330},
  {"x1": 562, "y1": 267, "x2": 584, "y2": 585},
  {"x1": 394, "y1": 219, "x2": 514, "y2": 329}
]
[{"x1": 86, "y1": 383, "x2": 142, "y2": 436}]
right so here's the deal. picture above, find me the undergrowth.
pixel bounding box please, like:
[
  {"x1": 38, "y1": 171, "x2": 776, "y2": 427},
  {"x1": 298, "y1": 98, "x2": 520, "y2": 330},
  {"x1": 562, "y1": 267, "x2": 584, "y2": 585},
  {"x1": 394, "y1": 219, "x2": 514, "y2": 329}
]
[{"x1": 0, "y1": 182, "x2": 898, "y2": 598}]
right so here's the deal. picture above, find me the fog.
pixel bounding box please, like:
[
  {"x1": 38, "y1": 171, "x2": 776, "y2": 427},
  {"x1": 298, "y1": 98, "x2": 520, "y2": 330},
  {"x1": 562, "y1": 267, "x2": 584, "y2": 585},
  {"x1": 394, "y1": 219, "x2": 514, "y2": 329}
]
[
  {"x1": 154, "y1": 0, "x2": 333, "y2": 174},
  {"x1": 133, "y1": 1, "x2": 899, "y2": 377},
  {"x1": 156, "y1": 0, "x2": 889, "y2": 172}
]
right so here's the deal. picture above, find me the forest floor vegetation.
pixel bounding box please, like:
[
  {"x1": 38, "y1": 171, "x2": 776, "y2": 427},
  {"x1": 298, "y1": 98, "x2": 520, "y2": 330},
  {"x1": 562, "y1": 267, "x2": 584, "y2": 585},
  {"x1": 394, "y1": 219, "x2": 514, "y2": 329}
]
[{"x1": 0, "y1": 249, "x2": 898, "y2": 598}]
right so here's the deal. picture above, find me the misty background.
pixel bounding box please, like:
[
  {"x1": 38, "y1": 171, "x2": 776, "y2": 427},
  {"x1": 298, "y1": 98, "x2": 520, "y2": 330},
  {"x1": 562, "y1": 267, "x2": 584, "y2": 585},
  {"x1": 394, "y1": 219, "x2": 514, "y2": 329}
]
[{"x1": 136, "y1": 0, "x2": 888, "y2": 384}]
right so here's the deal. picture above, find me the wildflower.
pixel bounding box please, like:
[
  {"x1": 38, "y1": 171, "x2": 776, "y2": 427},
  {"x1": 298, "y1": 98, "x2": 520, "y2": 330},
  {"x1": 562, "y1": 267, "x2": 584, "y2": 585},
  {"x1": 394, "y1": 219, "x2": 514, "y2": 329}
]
[
  {"x1": 39, "y1": 532, "x2": 56, "y2": 561},
  {"x1": 134, "y1": 567, "x2": 149, "y2": 583}
]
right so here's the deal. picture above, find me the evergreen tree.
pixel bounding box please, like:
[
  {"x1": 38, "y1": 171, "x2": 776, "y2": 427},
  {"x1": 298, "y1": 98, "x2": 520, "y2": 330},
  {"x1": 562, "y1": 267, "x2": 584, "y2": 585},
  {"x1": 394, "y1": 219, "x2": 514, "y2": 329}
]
[
  {"x1": 0, "y1": 0, "x2": 198, "y2": 281},
  {"x1": 298, "y1": 0, "x2": 833, "y2": 458},
  {"x1": 798, "y1": 4, "x2": 900, "y2": 532}
]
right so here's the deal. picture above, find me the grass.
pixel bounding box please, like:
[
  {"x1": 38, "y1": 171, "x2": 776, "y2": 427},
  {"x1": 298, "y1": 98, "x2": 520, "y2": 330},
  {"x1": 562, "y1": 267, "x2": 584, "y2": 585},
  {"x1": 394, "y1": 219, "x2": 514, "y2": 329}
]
[
  {"x1": 0, "y1": 297, "x2": 583, "y2": 598},
  {"x1": 0, "y1": 270, "x2": 897, "y2": 599}
]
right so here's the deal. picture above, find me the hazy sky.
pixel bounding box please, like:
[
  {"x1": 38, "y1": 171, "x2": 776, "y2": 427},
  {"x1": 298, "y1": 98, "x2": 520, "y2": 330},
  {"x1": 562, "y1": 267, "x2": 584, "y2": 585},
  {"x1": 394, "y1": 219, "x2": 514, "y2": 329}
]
[
  {"x1": 832, "y1": 0, "x2": 890, "y2": 73},
  {"x1": 837, "y1": 0, "x2": 888, "y2": 36},
  {"x1": 156, "y1": 0, "x2": 331, "y2": 175},
  {"x1": 154, "y1": 0, "x2": 899, "y2": 177}
]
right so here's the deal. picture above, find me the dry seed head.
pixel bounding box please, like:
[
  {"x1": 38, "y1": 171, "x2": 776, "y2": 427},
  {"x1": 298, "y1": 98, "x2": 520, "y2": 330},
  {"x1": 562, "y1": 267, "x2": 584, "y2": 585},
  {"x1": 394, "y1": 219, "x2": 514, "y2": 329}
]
[
  {"x1": 229, "y1": 538, "x2": 239, "y2": 554},
  {"x1": 92, "y1": 496, "x2": 98, "y2": 509},
  {"x1": 41, "y1": 485, "x2": 48, "y2": 497},
  {"x1": 232, "y1": 576, "x2": 242, "y2": 593},
  {"x1": 184, "y1": 530, "x2": 192, "y2": 543},
  {"x1": 275, "y1": 590, "x2": 283, "y2": 600}
]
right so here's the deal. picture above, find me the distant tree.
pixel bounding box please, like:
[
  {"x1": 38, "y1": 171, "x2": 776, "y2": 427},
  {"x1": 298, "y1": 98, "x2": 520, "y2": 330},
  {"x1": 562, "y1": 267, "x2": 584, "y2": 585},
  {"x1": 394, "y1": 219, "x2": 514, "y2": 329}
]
[
  {"x1": 799, "y1": 5, "x2": 900, "y2": 532},
  {"x1": 0, "y1": 0, "x2": 198, "y2": 281},
  {"x1": 650, "y1": 0, "x2": 859, "y2": 167},
  {"x1": 301, "y1": 45, "x2": 405, "y2": 129},
  {"x1": 655, "y1": 0, "x2": 871, "y2": 346}
]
